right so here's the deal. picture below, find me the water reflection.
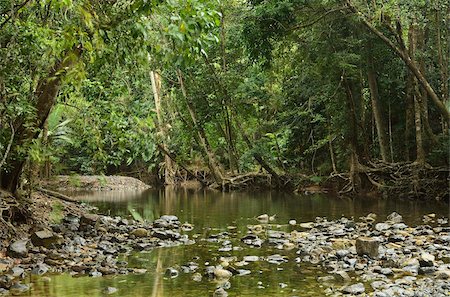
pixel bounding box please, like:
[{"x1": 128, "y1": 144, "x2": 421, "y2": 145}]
[{"x1": 74, "y1": 188, "x2": 449, "y2": 227}]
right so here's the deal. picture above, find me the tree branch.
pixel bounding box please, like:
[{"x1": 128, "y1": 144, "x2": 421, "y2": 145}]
[
  {"x1": 0, "y1": 0, "x2": 31, "y2": 30},
  {"x1": 0, "y1": 122, "x2": 15, "y2": 170}
]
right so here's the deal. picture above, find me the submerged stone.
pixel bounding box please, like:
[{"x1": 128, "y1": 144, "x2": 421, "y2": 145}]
[{"x1": 342, "y1": 283, "x2": 365, "y2": 294}]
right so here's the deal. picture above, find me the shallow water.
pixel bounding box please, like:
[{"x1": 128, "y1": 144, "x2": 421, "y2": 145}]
[{"x1": 21, "y1": 189, "x2": 450, "y2": 297}]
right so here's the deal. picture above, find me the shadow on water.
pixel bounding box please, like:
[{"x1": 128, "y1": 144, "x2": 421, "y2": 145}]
[{"x1": 23, "y1": 188, "x2": 449, "y2": 297}]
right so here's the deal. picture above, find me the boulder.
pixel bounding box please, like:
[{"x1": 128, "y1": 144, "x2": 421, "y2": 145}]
[
  {"x1": 355, "y1": 237, "x2": 379, "y2": 258},
  {"x1": 31, "y1": 229, "x2": 63, "y2": 248},
  {"x1": 7, "y1": 240, "x2": 29, "y2": 258},
  {"x1": 80, "y1": 213, "x2": 99, "y2": 226}
]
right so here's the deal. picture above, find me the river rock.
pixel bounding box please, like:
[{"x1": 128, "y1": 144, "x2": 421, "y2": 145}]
[
  {"x1": 9, "y1": 283, "x2": 30, "y2": 295},
  {"x1": 257, "y1": 214, "x2": 269, "y2": 223},
  {"x1": 387, "y1": 212, "x2": 403, "y2": 223},
  {"x1": 80, "y1": 213, "x2": 99, "y2": 226},
  {"x1": 164, "y1": 267, "x2": 179, "y2": 278},
  {"x1": 0, "y1": 275, "x2": 14, "y2": 289},
  {"x1": 243, "y1": 256, "x2": 259, "y2": 262},
  {"x1": 7, "y1": 266, "x2": 25, "y2": 278},
  {"x1": 192, "y1": 272, "x2": 202, "y2": 282},
  {"x1": 31, "y1": 263, "x2": 50, "y2": 275},
  {"x1": 31, "y1": 229, "x2": 63, "y2": 248},
  {"x1": 214, "y1": 268, "x2": 232, "y2": 280},
  {"x1": 7, "y1": 240, "x2": 28, "y2": 258},
  {"x1": 299, "y1": 222, "x2": 315, "y2": 229},
  {"x1": 213, "y1": 287, "x2": 228, "y2": 297},
  {"x1": 342, "y1": 283, "x2": 365, "y2": 294},
  {"x1": 435, "y1": 270, "x2": 450, "y2": 279},
  {"x1": 375, "y1": 223, "x2": 390, "y2": 232},
  {"x1": 130, "y1": 228, "x2": 149, "y2": 238},
  {"x1": 333, "y1": 270, "x2": 351, "y2": 282},
  {"x1": 181, "y1": 223, "x2": 193, "y2": 231},
  {"x1": 419, "y1": 253, "x2": 435, "y2": 267},
  {"x1": 102, "y1": 287, "x2": 118, "y2": 295},
  {"x1": 356, "y1": 237, "x2": 379, "y2": 258}
]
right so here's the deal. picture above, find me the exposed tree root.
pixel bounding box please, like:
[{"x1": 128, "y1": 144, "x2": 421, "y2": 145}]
[{"x1": 332, "y1": 161, "x2": 449, "y2": 200}]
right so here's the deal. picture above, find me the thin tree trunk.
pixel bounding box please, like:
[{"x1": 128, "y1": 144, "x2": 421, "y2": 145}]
[
  {"x1": 328, "y1": 135, "x2": 337, "y2": 173},
  {"x1": 414, "y1": 89, "x2": 425, "y2": 164},
  {"x1": 41, "y1": 118, "x2": 50, "y2": 178},
  {"x1": 436, "y1": 9, "x2": 449, "y2": 132},
  {"x1": 343, "y1": 77, "x2": 363, "y2": 191},
  {"x1": 367, "y1": 50, "x2": 390, "y2": 162},
  {"x1": 176, "y1": 69, "x2": 224, "y2": 184},
  {"x1": 151, "y1": 70, "x2": 176, "y2": 185}
]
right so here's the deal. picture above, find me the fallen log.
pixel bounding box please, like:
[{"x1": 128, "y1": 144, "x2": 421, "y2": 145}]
[{"x1": 36, "y1": 187, "x2": 80, "y2": 203}]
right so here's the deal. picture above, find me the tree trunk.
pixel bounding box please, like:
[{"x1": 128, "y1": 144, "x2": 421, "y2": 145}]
[
  {"x1": 367, "y1": 50, "x2": 390, "y2": 162},
  {"x1": 414, "y1": 88, "x2": 425, "y2": 164},
  {"x1": 343, "y1": 77, "x2": 363, "y2": 191},
  {"x1": 176, "y1": 69, "x2": 225, "y2": 184},
  {"x1": 0, "y1": 46, "x2": 82, "y2": 193},
  {"x1": 41, "y1": 118, "x2": 50, "y2": 179},
  {"x1": 151, "y1": 70, "x2": 177, "y2": 185}
]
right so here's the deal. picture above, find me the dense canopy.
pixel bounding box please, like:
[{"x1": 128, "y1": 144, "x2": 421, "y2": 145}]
[{"x1": 1, "y1": 0, "x2": 449, "y2": 196}]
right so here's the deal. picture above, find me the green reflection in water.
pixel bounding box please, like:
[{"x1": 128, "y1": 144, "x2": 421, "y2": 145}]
[{"x1": 20, "y1": 189, "x2": 449, "y2": 297}]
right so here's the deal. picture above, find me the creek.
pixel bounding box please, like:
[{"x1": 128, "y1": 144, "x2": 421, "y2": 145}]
[{"x1": 19, "y1": 188, "x2": 450, "y2": 297}]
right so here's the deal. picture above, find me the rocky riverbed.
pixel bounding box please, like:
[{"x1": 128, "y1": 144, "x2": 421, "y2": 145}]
[
  {"x1": 162, "y1": 212, "x2": 450, "y2": 297},
  {"x1": 1, "y1": 207, "x2": 449, "y2": 296},
  {"x1": 0, "y1": 213, "x2": 193, "y2": 295}
]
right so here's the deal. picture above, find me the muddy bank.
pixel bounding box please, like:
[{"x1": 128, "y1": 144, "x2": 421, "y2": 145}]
[{"x1": 41, "y1": 175, "x2": 150, "y2": 191}]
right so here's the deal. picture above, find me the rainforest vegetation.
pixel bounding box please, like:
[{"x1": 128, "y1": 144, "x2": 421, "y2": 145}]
[{"x1": 1, "y1": 0, "x2": 449, "y2": 198}]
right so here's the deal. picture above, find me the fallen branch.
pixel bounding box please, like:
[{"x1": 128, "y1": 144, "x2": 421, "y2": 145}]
[{"x1": 36, "y1": 187, "x2": 79, "y2": 203}]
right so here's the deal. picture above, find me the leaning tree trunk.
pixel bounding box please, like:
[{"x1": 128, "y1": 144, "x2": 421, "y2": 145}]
[
  {"x1": 0, "y1": 46, "x2": 82, "y2": 193},
  {"x1": 176, "y1": 69, "x2": 225, "y2": 184}
]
